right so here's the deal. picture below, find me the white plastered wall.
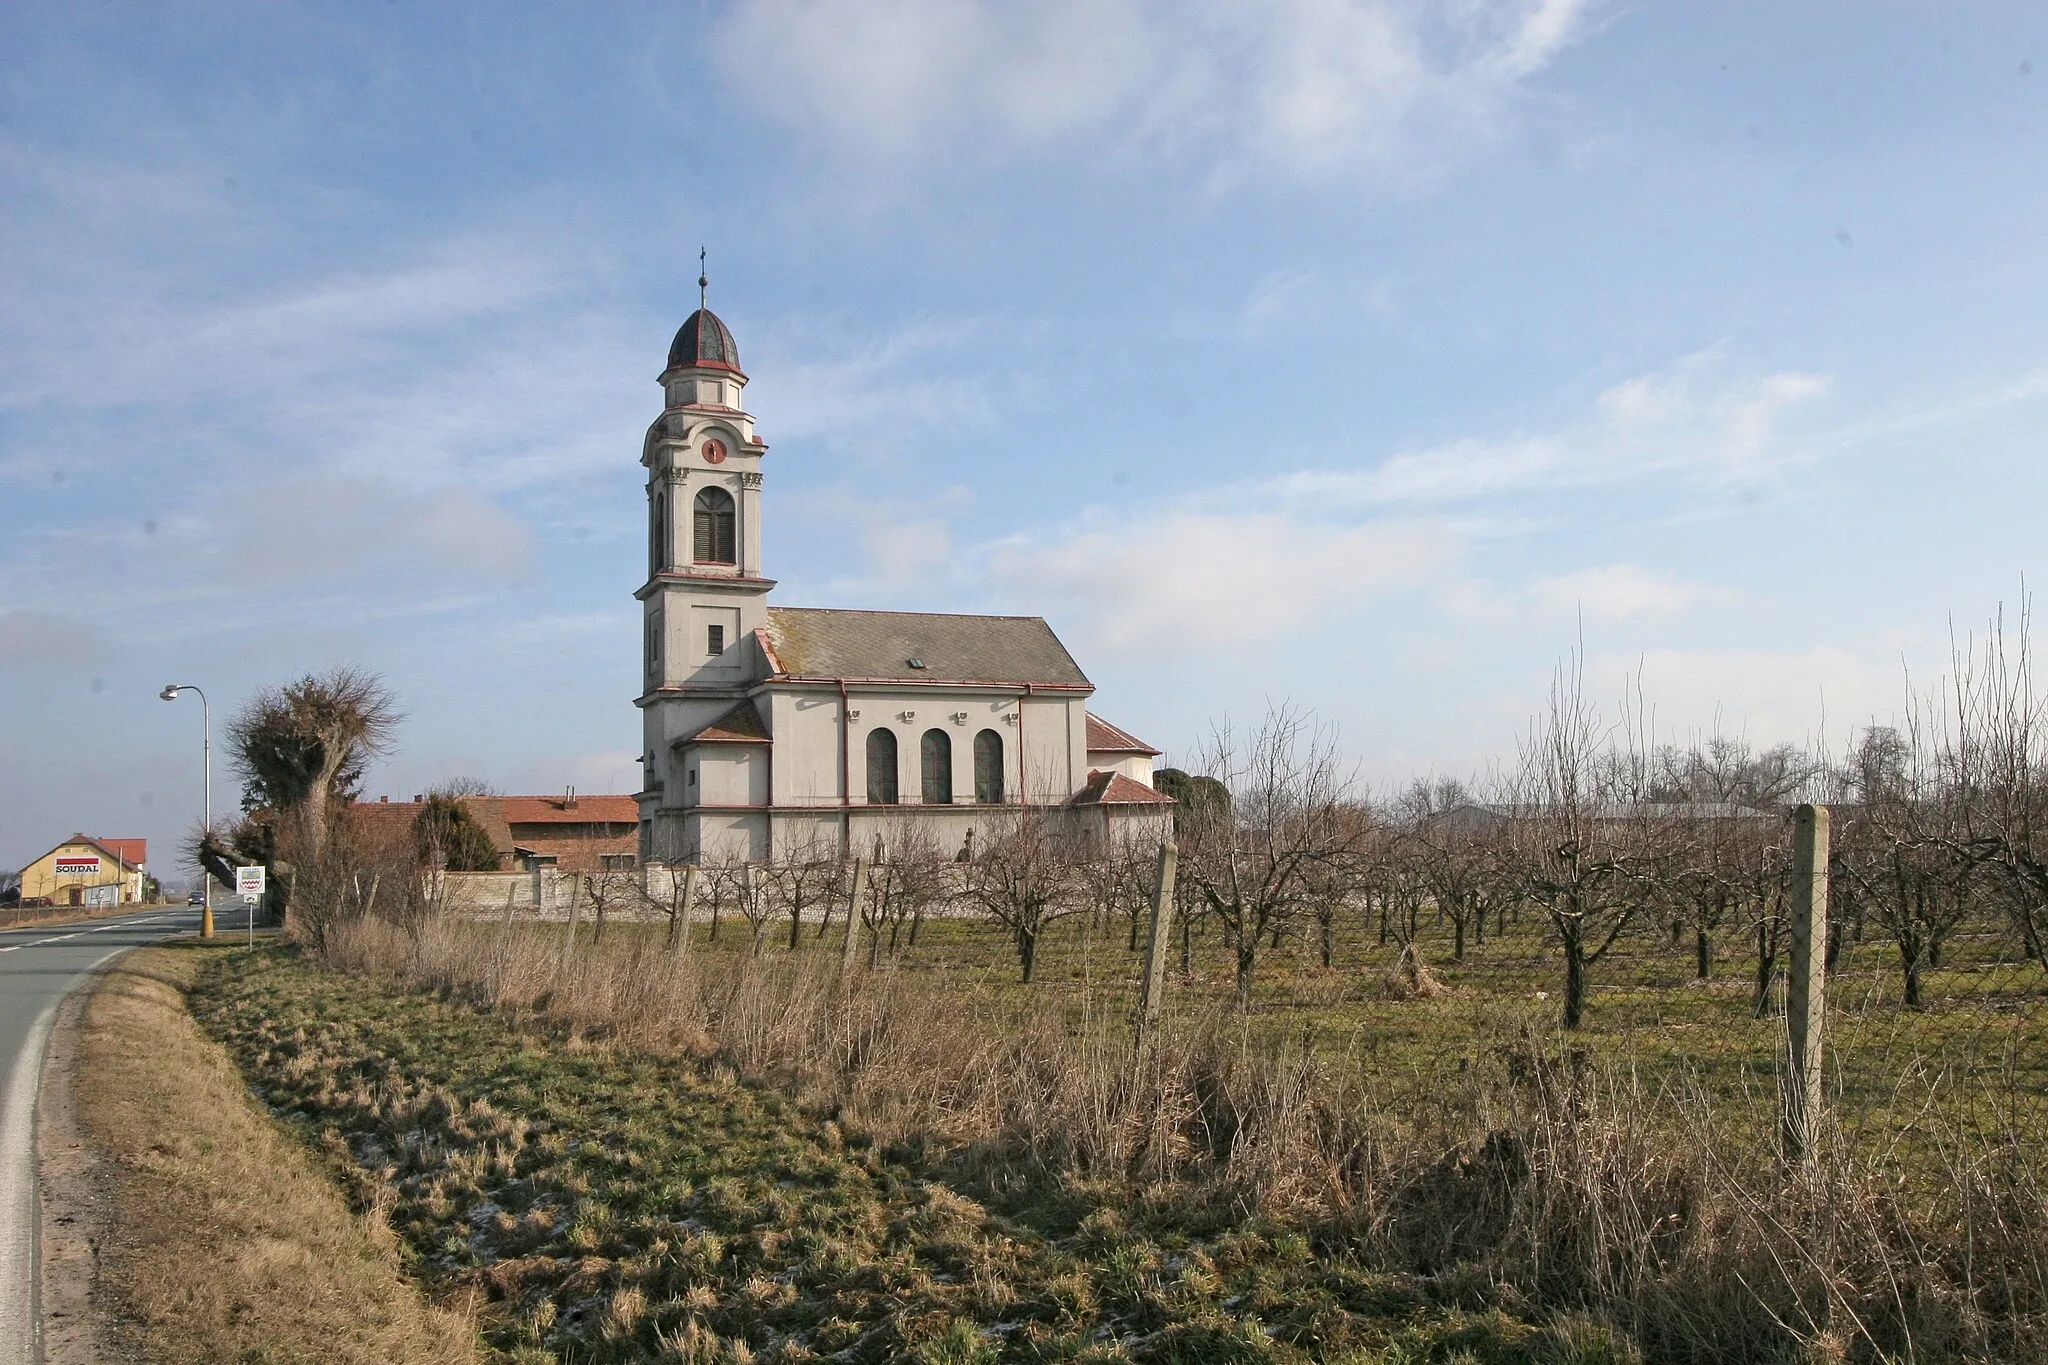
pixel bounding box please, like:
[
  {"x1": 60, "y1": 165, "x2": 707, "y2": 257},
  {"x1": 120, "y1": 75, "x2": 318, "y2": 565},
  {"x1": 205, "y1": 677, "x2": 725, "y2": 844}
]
[{"x1": 1085, "y1": 752, "x2": 1156, "y2": 786}]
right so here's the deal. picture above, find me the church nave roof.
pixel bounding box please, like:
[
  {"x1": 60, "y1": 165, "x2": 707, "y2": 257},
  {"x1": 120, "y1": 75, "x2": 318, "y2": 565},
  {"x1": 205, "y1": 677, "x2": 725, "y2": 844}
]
[{"x1": 763, "y1": 607, "x2": 1090, "y2": 688}]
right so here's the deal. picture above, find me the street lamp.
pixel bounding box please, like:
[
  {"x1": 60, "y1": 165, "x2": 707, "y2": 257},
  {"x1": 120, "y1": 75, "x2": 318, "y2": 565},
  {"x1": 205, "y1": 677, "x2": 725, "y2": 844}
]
[{"x1": 159, "y1": 684, "x2": 214, "y2": 940}]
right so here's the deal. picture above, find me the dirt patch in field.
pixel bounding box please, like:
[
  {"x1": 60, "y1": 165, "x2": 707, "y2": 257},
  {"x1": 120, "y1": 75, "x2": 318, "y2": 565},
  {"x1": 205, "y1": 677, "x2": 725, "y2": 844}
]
[{"x1": 54, "y1": 943, "x2": 477, "y2": 1364}]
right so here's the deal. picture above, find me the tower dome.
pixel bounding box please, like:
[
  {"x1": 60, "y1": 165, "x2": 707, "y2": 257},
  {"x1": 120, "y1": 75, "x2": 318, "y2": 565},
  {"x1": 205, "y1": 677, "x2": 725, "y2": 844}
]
[{"x1": 667, "y1": 308, "x2": 742, "y2": 374}]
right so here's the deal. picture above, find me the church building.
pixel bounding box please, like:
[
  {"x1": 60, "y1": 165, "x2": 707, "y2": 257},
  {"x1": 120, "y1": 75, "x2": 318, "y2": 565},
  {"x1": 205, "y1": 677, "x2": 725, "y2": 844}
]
[{"x1": 635, "y1": 297, "x2": 1173, "y2": 864}]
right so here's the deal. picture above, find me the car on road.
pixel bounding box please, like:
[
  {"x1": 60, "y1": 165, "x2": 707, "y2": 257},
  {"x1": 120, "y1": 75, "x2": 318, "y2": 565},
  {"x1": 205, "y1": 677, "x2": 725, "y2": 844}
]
[{"x1": 188, "y1": 890, "x2": 206, "y2": 906}]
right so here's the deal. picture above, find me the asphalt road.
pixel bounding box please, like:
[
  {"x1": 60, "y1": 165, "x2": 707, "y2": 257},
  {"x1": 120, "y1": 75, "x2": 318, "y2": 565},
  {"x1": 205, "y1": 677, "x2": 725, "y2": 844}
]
[{"x1": 0, "y1": 903, "x2": 254, "y2": 1363}]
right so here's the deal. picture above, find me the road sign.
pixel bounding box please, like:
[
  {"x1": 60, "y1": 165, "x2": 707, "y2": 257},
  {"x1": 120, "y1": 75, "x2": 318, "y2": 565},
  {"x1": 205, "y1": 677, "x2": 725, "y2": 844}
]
[{"x1": 236, "y1": 865, "x2": 266, "y2": 903}]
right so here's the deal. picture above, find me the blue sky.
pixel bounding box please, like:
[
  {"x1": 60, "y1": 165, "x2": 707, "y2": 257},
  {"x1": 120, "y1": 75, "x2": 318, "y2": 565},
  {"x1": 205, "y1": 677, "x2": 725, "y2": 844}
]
[{"x1": 4, "y1": 1, "x2": 2046, "y2": 876}]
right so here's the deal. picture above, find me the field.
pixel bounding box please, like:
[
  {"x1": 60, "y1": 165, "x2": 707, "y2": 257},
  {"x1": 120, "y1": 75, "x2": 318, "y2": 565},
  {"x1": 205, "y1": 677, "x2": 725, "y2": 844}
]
[{"x1": 181, "y1": 889, "x2": 2048, "y2": 1363}]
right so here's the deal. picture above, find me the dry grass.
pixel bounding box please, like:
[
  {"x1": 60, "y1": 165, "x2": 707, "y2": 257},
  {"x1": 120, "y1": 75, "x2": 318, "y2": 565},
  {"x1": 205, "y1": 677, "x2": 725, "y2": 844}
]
[
  {"x1": 72, "y1": 942, "x2": 479, "y2": 1364},
  {"x1": 278, "y1": 914, "x2": 2048, "y2": 1363}
]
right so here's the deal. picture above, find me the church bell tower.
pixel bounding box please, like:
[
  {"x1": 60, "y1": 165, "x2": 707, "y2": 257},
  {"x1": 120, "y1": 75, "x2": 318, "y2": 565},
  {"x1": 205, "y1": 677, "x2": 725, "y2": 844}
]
[{"x1": 635, "y1": 273, "x2": 772, "y2": 858}]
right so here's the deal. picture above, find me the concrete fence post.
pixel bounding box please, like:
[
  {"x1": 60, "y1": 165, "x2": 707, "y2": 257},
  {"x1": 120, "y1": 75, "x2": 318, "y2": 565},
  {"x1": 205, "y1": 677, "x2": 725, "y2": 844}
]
[
  {"x1": 840, "y1": 856, "x2": 871, "y2": 979},
  {"x1": 1784, "y1": 803, "x2": 1829, "y2": 1168},
  {"x1": 672, "y1": 865, "x2": 699, "y2": 960},
  {"x1": 556, "y1": 871, "x2": 582, "y2": 980},
  {"x1": 1137, "y1": 842, "x2": 1179, "y2": 1050}
]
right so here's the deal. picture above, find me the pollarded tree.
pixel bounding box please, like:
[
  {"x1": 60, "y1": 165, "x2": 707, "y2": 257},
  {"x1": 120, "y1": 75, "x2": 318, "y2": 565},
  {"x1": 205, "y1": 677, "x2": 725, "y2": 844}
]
[
  {"x1": 228, "y1": 666, "x2": 400, "y2": 861},
  {"x1": 197, "y1": 666, "x2": 400, "y2": 939}
]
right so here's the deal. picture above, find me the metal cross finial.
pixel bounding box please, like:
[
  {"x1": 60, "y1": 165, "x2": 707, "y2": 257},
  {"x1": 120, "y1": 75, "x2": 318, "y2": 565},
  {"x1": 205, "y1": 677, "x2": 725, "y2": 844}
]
[{"x1": 698, "y1": 247, "x2": 708, "y2": 311}]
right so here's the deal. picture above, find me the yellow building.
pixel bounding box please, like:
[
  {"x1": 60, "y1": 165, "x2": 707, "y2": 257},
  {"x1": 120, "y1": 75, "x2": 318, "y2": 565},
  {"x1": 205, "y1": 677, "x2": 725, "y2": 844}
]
[{"x1": 18, "y1": 834, "x2": 149, "y2": 907}]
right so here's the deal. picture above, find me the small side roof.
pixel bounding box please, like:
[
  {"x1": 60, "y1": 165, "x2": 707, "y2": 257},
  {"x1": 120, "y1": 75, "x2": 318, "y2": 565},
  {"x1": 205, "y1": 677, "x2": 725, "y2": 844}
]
[
  {"x1": 676, "y1": 700, "x2": 772, "y2": 746},
  {"x1": 765, "y1": 607, "x2": 1090, "y2": 687},
  {"x1": 1085, "y1": 714, "x2": 1161, "y2": 757},
  {"x1": 1066, "y1": 771, "x2": 1178, "y2": 807}
]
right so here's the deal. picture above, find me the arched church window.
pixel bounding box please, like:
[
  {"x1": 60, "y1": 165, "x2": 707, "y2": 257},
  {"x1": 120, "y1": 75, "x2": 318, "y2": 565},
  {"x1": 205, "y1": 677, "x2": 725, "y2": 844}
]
[
  {"x1": 973, "y1": 729, "x2": 1004, "y2": 804},
  {"x1": 921, "y1": 729, "x2": 953, "y2": 804},
  {"x1": 693, "y1": 487, "x2": 736, "y2": 564},
  {"x1": 865, "y1": 729, "x2": 899, "y2": 805},
  {"x1": 650, "y1": 490, "x2": 666, "y2": 576}
]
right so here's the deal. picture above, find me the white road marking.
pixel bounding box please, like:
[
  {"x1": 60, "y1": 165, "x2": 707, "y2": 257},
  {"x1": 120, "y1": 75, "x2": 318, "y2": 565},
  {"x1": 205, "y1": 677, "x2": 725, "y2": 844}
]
[
  {"x1": 0, "y1": 913, "x2": 181, "y2": 954},
  {"x1": 0, "y1": 997, "x2": 56, "y2": 1362},
  {"x1": 0, "y1": 943, "x2": 134, "y2": 1361}
]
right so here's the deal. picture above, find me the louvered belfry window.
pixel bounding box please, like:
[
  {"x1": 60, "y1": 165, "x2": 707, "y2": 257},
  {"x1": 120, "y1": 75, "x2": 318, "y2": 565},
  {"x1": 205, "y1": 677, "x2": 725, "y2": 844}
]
[
  {"x1": 693, "y1": 487, "x2": 736, "y2": 564},
  {"x1": 973, "y1": 729, "x2": 1004, "y2": 803},
  {"x1": 921, "y1": 729, "x2": 953, "y2": 804},
  {"x1": 865, "y1": 729, "x2": 899, "y2": 805}
]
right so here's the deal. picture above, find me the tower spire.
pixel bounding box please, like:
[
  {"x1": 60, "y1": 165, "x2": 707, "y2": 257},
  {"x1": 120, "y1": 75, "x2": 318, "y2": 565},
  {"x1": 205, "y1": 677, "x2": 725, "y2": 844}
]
[{"x1": 698, "y1": 247, "x2": 708, "y2": 312}]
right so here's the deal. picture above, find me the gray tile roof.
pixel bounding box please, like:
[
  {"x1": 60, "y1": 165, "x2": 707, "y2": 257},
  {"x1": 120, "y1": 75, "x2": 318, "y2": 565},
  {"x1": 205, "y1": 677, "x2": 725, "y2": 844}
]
[{"x1": 764, "y1": 608, "x2": 1091, "y2": 687}]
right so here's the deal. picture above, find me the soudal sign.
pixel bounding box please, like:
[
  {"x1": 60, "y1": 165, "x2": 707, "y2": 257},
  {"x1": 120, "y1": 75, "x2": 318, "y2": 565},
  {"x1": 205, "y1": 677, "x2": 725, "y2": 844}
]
[{"x1": 55, "y1": 856, "x2": 101, "y2": 875}]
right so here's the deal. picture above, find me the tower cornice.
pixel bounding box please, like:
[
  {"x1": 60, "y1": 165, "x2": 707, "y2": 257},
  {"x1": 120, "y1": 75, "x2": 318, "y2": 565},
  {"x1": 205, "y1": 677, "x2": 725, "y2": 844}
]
[{"x1": 635, "y1": 572, "x2": 777, "y2": 602}]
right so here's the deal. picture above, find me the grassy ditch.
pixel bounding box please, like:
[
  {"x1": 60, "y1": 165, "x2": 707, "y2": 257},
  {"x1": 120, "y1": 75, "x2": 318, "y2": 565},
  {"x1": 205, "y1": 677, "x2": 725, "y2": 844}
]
[
  {"x1": 188, "y1": 944, "x2": 1622, "y2": 1364},
  {"x1": 67, "y1": 944, "x2": 476, "y2": 1364}
]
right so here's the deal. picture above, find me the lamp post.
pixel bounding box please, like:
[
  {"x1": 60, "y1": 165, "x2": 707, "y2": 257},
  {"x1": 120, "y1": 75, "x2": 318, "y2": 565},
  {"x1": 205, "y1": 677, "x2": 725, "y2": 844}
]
[{"x1": 158, "y1": 684, "x2": 213, "y2": 940}]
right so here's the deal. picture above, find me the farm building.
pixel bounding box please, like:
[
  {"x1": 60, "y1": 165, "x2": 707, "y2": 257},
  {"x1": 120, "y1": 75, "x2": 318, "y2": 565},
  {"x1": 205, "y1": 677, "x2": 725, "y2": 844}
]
[
  {"x1": 351, "y1": 793, "x2": 639, "y2": 874},
  {"x1": 18, "y1": 834, "x2": 150, "y2": 906}
]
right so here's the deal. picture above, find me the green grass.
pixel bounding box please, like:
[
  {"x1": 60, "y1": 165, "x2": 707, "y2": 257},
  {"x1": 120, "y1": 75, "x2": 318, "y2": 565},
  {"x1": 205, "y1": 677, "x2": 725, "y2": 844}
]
[
  {"x1": 190, "y1": 946, "x2": 1643, "y2": 1365},
  {"x1": 718, "y1": 901, "x2": 2048, "y2": 1144}
]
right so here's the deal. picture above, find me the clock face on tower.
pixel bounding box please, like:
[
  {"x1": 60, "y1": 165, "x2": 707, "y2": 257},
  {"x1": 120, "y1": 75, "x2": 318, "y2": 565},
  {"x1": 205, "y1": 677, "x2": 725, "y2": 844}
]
[{"x1": 701, "y1": 438, "x2": 727, "y2": 465}]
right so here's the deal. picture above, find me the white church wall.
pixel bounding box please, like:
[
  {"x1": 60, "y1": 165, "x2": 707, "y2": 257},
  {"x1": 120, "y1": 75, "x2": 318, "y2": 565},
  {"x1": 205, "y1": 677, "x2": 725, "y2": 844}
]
[
  {"x1": 1017, "y1": 694, "x2": 1085, "y2": 802},
  {"x1": 768, "y1": 811, "x2": 841, "y2": 859},
  {"x1": 692, "y1": 812, "x2": 764, "y2": 864},
  {"x1": 765, "y1": 689, "x2": 845, "y2": 806},
  {"x1": 694, "y1": 749, "x2": 766, "y2": 807}
]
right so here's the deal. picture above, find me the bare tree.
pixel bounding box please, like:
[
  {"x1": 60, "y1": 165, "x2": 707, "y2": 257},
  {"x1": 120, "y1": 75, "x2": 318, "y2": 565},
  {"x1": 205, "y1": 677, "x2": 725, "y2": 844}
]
[
  {"x1": 867, "y1": 823, "x2": 950, "y2": 956},
  {"x1": 763, "y1": 835, "x2": 842, "y2": 951},
  {"x1": 711, "y1": 858, "x2": 775, "y2": 956},
  {"x1": 961, "y1": 811, "x2": 1080, "y2": 983},
  {"x1": 1072, "y1": 831, "x2": 1153, "y2": 953},
  {"x1": 1397, "y1": 779, "x2": 1507, "y2": 963},
  {"x1": 1834, "y1": 722, "x2": 1975, "y2": 1009},
  {"x1": 1179, "y1": 704, "x2": 1366, "y2": 1003},
  {"x1": 1935, "y1": 603, "x2": 2048, "y2": 968},
  {"x1": 1502, "y1": 653, "x2": 1658, "y2": 1029},
  {"x1": 1647, "y1": 734, "x2": 1815, "y2": 808},
  {"x1": 580, "y1": 865, "x2": 640, "y2": 945}
]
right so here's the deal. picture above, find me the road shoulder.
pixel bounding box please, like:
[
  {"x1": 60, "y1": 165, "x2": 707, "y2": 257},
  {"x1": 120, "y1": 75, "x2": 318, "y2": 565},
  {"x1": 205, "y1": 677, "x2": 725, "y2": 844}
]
[
  {"x1": 40, "y1": 944, "x2": 477, "y2": 1364},
  {"x1": 37, "y1": 960, "x2": 128, "y2": 1363}
]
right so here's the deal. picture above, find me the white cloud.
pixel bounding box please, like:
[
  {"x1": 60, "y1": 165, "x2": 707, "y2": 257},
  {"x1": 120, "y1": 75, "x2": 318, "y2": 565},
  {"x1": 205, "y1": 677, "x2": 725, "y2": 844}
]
[
  {"x1": 749, "y1": 316, "x2": 1002, "y2": 446},
  {"x1": 987, "y1": 510, "x2": 1458, "y2": 657},
  {"x1": 1531, "y1": 564, "x2": 1738, "y2": 620},
  {"x1": 1266, "y1": 355, "x2": 1832, "y2": 507},
  {"x1": 1596, "y1": 646, "x2": 1904, "y2": 752},
  {"x1": 712, "y1": 0, "x2": 1591, "y2": 181}
]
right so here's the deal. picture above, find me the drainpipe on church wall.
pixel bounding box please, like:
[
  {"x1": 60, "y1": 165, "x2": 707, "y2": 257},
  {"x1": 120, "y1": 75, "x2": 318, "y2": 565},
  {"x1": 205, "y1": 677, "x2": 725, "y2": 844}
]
[
  {"x1": 838, "y1": 679, "x2": 852, "y2": 856},
  {"x1": 1018, "y1": 683, "x2": 1032, "y2": 806}
]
